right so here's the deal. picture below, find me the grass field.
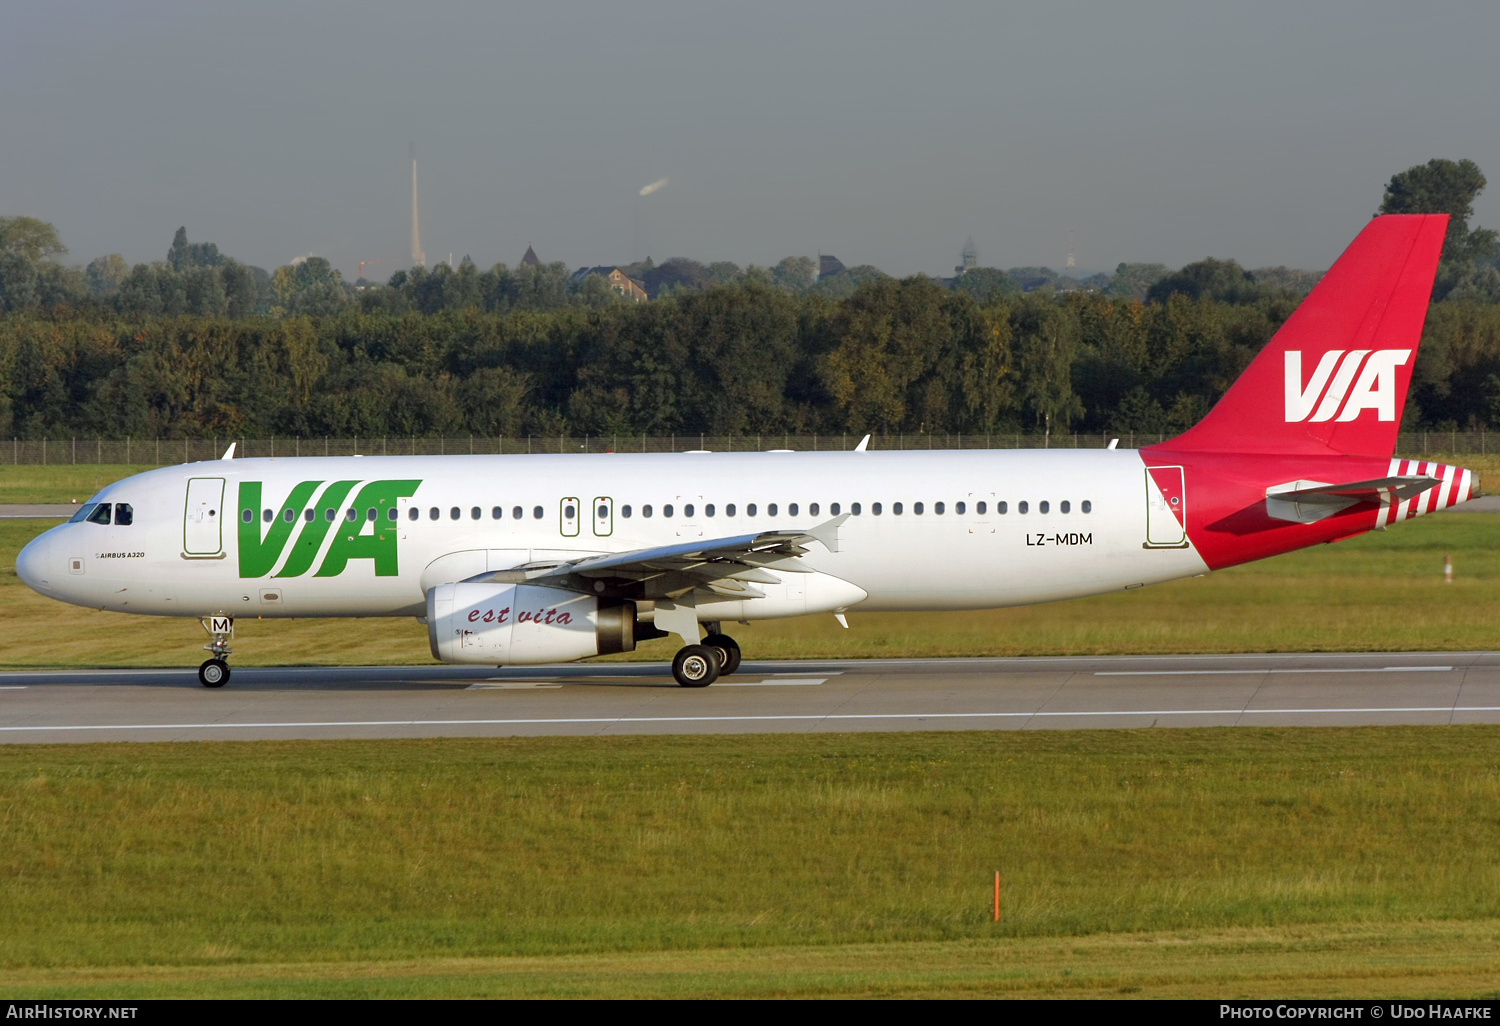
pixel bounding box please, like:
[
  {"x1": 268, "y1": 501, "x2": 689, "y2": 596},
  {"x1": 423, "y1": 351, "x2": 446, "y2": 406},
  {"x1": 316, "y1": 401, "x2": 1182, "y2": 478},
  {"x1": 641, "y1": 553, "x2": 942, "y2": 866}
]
[
  {"x1": 0, "y1": 465, "x2": 162, "y2": 505},
  {"x1": 1, "y1": 728, "x2": 1497, "y2": 997}
]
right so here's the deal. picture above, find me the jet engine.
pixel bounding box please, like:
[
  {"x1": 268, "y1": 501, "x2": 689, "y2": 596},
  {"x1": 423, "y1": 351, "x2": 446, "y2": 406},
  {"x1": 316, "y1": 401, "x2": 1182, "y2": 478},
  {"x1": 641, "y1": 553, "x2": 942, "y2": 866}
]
[{"x1": 427, "y1": 582, "x2": 635, "y2": 665}]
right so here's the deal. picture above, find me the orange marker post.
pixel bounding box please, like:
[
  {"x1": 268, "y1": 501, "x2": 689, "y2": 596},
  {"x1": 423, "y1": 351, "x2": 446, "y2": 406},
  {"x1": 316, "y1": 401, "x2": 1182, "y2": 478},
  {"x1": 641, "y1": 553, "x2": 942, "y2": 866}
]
[{"x1": 993, "y1": 871, "x2": 1000, "y2": 922}]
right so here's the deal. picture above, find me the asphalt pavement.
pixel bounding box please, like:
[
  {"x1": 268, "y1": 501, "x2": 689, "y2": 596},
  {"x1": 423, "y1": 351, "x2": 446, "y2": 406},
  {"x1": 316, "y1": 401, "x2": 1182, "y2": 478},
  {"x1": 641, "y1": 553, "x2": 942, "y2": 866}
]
[{"x1": 0, "y1": 652, "x2": 1496, "y2": 743}]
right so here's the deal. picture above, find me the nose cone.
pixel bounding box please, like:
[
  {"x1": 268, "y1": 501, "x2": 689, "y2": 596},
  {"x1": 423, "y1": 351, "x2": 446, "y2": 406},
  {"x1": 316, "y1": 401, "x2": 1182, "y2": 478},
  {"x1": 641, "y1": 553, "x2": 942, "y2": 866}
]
[{"x1": 15, "y1": 531, "x2": 54, "y2": 593}]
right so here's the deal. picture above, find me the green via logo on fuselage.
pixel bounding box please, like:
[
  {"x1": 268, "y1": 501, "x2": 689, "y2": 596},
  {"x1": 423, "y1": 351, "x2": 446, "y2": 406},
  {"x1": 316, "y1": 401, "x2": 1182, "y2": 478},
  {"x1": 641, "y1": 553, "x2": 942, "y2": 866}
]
[{"x1": 238, "y1": 480, "x2": 421, "y2": 578}]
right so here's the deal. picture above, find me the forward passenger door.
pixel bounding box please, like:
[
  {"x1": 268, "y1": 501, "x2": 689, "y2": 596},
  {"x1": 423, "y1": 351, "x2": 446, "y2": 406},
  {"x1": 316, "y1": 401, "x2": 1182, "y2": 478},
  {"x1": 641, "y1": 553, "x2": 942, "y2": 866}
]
[{"x1": 183, "y1": 477, "x2": 225, "y2": 556}]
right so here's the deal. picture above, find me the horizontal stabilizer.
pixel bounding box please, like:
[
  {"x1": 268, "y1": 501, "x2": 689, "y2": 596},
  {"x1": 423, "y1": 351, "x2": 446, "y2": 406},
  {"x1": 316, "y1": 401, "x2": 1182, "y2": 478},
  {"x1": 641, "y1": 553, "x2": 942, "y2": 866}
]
[
  {"x1": 1265, "y1": 475, "x2": 1438, "y2": 524},
  {"x1": 1273, "y1": 475, "x2": 1439, "y2": 504}
]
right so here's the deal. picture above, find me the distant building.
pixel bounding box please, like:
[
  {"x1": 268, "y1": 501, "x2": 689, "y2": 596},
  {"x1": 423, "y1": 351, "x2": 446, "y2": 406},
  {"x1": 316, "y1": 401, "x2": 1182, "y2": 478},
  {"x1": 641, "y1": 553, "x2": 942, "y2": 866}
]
[
  {"x1": 521, "y1": 245, "x2": 540, "y2": 267},
  {"x1": 818, "y1": 254, "x2": 846, "y2": 279},
  {"x1": 955, "y1": 236, "x2": 978, "y2": 276},
  {"x1": 570, "y1": 266, "x2": 649, "y2": 303}
]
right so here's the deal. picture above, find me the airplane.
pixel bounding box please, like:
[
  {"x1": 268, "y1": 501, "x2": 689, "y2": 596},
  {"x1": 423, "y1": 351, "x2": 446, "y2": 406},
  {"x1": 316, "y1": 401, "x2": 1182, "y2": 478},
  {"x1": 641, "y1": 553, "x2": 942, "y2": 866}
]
[{"x1": 14, "y1": 214, "x2": 1476, "y2": 688}]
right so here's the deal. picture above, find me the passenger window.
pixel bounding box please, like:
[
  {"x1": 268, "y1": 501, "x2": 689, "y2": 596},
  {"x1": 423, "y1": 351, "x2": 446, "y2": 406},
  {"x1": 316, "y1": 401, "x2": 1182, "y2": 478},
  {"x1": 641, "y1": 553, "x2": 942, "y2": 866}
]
[
  {"x1": 851, "y1": 502, "x2": 860, "y2": 515},
  {"x1": 831, "y1": 502, "x2": 841, "y2": 515},
  {"x1": 429, "y1": 507, "x2": 439, "y2": 521},
  {"x1": 1082, "y1": 500, "x2": 1092, "y2": 513},
  {"x1": 450, "y1": 507, "x2": 460, "y2": 520},
  {"x1": 935, "y1": 502, "x2": 944, "y2": 515},
  {"x1": 997, "y1": 501, "x2": 1007, "y2": 514},
  {"x1": 283, "y1": 508, "x2": 296, "y2": 522},
  {"x1": 263, "y1": 509, "x2": 273, "y2": 523},
  {"x1": 643, "y1": 505, "x2": 653, "y2": 518},
  {"x1": 726, "y1": 503, "x2": 736, "y2": 516},
  {"x1": 747, "y1": 504, "x2": 757, "y2": 517},
  {"x1": 1060, "y1": 500, "x2": 1070, "y2": 514},
  {"x1": 705, "y1": 504, "x2": 715, "y2": 517},
  {"x1": 872, "y1": 502, "x2": 882, "y2": 515},
  {"x1": 622, "y1": 505, "x2": 633, "y2": 518},
  {"x1": 347, "y1": 508, "x2": 359, "y2": 522},
  {"x1": 789, "y1": 503, "x2": 799, "y2": 516},
  {"x1": 87, "y1": 503, "x2": 113, "y2": 525},
  {"x1": 893, "y1": 502, "x2": 903, "y2": 515},
  {"x1": 1019, "y1": 501, "x2": 1029, "y2": 514},
  {"x1": 327, "y1": 509, "x2": 338, "y2": 521},
  {"x1": 388, "y1": 508, "x2": 399, "y2": 522},
  {"x1": 368, "y1": 508, "x2": 379, "y2": 522},
  {"x1": 471, "y1": 507, "x2": 481, "y2": 520},
  {"x1": 956, "y1": 501, "x2": 965, "y2": 514},
  {"x1": 768, "y1": 503, "x2": 778, "y2": 517},
  {"x1": 512, "y1": 506, "x2": 522, "y2": 520},
  {"x1": 239, "y1": 508, "x2": 252, "y2": 524},
  {"x1": 1040, "y1": 501, "x2": 1050, "y2": 514},
  {"x1": 810, "y1": 503, "x2": 819, "y2": 516},
  {"x1": 664, "y1": 505, "x2": 674, "y2": 518},
  {"x1": 914, "y1": 502, "x2": 924, "y2": 515},
  {"x1": 492, "y1": 506, "x2": 503, "y2": 520},
  {"x1": 564, "y1": 503, "x2": 576, "y2": 519},
  {"x1": 410, "y1": 508, "x2": 420, "y2": 521},
  {"x1": 684, "y1": 504, "x2": 693, "y2": 517},
  {"x1": 976, "y1": 501, "x2": 986, "y2": 514},
  {"x1": 532, "y1": 506, "x2": 543, "y2": 519},
  {"x1": 115, "y1": 503, "x2": 134, "y2": 526},
  {"x1": 304, "y1": 509, "x2": 315, "y2": 522}
]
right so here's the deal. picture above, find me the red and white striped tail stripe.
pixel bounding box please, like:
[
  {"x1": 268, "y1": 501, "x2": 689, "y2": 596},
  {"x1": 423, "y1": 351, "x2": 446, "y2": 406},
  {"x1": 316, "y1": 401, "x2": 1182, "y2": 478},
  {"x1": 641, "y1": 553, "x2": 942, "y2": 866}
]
[{"x1": 1375, "y1": 458, "x2": 1476, "y2": 528}]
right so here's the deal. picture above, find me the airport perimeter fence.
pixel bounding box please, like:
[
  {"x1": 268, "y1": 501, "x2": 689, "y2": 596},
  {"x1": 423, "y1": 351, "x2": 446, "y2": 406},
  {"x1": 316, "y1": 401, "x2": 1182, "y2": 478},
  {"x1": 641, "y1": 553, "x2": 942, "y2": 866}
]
[{"x1": 4, "y1": 430, "x2": 1498, "y2": 466}]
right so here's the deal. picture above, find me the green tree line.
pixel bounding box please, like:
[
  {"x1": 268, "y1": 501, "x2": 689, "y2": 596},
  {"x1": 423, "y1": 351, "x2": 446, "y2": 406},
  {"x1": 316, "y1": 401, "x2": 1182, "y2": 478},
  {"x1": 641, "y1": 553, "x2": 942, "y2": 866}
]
[
  {"x1": 1, "y1": 158, "x2": 1497, "y2": 440},
  {"x1": 7, "y1": 280, "x2": 1500, "y2": 441}
]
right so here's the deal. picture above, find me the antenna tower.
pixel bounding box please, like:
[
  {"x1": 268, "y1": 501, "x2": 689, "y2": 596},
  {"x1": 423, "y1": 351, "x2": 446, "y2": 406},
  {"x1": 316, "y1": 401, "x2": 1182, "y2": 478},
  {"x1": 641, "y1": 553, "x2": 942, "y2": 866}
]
[{"x1": 410, "y1": 144, "x2": 425, "y2": 268}]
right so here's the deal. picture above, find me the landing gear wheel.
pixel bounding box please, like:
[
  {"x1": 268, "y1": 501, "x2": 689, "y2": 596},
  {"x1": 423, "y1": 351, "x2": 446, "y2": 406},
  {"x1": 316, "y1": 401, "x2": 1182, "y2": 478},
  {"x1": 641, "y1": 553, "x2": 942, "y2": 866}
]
[
  {"x1": 702, "y1": 633, "x2": 741, "y2": 676},
  {"x1": 672, "y1": 645, "x2": 721, "y2": 688},
  {"x1": 198, "y1": 659, "x2": 230, "y2": 688}
]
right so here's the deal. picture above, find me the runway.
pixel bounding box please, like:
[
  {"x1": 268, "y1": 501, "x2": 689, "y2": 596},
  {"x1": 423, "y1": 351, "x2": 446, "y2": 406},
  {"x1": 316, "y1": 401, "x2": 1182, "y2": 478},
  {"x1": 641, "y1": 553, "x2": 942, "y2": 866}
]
[{"x1": 0, "y1": 652, "x2": 1498, "y2": 743}]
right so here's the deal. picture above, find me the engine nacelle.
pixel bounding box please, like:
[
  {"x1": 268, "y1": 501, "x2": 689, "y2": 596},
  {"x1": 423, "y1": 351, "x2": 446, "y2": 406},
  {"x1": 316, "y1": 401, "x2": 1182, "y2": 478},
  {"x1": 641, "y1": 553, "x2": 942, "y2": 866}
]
[{"x1": 427, "y1": 582, "x2": 635, "y2": 665}]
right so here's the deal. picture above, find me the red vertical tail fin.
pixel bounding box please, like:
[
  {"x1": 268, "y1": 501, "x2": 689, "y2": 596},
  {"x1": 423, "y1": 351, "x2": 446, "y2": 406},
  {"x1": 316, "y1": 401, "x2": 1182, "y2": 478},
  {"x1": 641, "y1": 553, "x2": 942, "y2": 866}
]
[{"x1": 1164, "y1": 214, "x2": 1447, "y2": 457}]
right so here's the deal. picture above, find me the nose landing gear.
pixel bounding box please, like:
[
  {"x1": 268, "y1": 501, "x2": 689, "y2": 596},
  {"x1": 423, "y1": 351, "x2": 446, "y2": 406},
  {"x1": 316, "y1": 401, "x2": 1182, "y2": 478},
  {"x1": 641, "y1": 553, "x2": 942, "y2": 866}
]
[
  {"x1": 198, "y1": 616, "x2": 233, "y2": 688},
  {"x1": 198, "y1": 659, "x2": 230, "y2": 688}
]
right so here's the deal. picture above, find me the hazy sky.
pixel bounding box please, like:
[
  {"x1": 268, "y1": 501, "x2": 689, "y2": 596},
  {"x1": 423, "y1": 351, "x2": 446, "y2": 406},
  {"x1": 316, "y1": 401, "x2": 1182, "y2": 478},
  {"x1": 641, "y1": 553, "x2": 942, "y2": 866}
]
[{"x1": 5, "y1": 1, "x2": 1500, "y2": 280}]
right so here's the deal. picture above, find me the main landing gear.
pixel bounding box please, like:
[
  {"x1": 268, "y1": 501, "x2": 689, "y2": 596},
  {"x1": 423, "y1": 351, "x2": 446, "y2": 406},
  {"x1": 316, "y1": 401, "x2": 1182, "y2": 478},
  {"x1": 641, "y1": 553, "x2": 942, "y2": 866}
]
[
  {"x1": 198, "y1": 616, "x2": 233, "y2": 688},
  {"x1": 671, "y1": 623, "x2": 742, "y2": 687}
]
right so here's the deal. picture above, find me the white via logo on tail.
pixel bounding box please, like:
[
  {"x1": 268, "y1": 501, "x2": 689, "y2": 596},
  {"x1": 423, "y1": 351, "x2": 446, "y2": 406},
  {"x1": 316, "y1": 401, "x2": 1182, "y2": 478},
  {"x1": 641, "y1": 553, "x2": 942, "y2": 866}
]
[{"x1": 1284, "y1": 349, "x2": 1411, "y2": 423}]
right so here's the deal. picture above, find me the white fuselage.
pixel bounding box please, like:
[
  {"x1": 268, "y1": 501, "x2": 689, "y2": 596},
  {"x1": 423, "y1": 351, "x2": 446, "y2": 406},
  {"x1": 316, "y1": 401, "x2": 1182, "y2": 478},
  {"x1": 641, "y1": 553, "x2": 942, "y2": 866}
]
[{"x1": 18, "y1": 449, "x2": 1209, "y2": 621}]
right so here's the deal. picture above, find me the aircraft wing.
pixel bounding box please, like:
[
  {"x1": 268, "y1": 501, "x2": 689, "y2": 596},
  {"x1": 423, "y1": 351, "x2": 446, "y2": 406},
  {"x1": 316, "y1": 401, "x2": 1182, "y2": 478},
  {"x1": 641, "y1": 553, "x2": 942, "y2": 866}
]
[{"x1": 465, "y1": 514, "x2": 851, "y2": 601}]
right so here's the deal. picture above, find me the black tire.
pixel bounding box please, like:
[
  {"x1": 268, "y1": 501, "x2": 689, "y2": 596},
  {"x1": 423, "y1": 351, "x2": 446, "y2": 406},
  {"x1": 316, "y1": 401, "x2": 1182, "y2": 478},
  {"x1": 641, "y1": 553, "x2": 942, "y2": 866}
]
[
  {"x1": 198, "y1": 659, "x2": 230, "y2": 688},
  {"x1": 703, "y1": 633, "x2": 741, "y2": 675},
  {"x1": 672, "y1": 645, "x2": 720, "y2": 688}
]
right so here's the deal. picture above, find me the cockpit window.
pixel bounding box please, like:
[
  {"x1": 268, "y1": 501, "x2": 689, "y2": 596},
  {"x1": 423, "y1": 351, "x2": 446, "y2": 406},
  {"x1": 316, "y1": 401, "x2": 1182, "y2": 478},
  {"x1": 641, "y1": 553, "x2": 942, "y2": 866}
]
[
  {"x1": 114, "y1": 503, "x2": 133, "y2": 526},
  {"x1": 86, "y1": 503, "x2": 113, "y2": 526},
  {"x1": 69, "y1": 503, "x2": 99, "y2": 524}
]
